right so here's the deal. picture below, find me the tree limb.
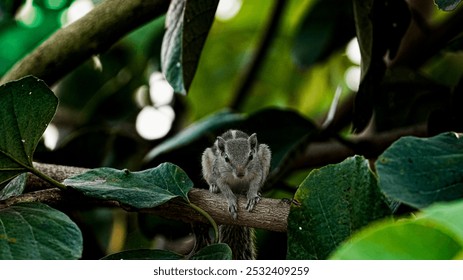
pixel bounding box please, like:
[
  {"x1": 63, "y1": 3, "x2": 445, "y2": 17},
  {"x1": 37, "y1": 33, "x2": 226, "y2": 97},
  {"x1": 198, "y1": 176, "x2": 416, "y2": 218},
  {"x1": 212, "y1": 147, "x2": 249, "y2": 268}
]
[
  {"x1": 294, "y1": 123, "x2": 428, "y2": 169},
  {"x1": 14, "y1": 162, "x2": 291, "y2": 233},
  {"x1": 2, "y1": 122, "x2": 428, "y2": 233},
  {"x1": 392, "y1": 4, "x2": 463, "y2": 69},
  {"x1": 0, "y1": 0, "x2": 170, "y2": 86}
]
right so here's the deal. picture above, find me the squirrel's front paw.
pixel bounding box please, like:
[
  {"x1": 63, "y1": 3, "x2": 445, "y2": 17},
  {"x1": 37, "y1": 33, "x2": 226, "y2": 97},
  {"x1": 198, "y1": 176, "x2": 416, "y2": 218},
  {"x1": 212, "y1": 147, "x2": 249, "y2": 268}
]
[
  {"x1": 209, "y1": 184, "x2": 219, "y2": 193},
  {"x1": 228, "y1": 201, "x2": 238, "y2": 219},
  {"x1": 246, "y1": 194, "x2": 261, "y2": 212}
]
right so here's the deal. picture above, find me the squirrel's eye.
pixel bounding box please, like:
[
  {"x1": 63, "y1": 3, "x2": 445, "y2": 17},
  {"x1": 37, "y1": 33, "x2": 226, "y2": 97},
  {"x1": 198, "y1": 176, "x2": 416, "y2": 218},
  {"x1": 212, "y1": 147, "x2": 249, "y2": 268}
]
[
  {"x1": 224, "y1": 154, "x2": 230, "y2": 162},
  {"x1": 248, "y1": 153, "x2": 253, "y2": 161}
]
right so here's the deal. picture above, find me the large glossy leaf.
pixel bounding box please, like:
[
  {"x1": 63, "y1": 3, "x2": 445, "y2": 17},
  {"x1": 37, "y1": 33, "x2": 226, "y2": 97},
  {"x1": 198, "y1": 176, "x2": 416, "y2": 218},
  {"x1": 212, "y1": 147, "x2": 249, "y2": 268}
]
[
  {"x1": 330, "y1": 219, "x2": 462, "y2": 260},
  {"x1": 374, "y1": 68, "x2": 451, "y2": 132},
  {"x1": 292, "y1": 0, "x2": 355, "y2": 68},
  {"x1": 330, "y1": 200, "x2": 463, "y2": 260},
  {"x1": 0, "y1": 202, "x2": 82, "y2": 259},
  {"x1": 352, "y1": 0, "x2": 410, "y2": 131},
  {"x1": 287, "y1": 156, "x2": 391, "y2": 260},
  {"x1": 64, "y1": 162, "x2": 193, "y2": 209},
  {"x1": 377, "y1": 132, "x2": 463, "y2": 209},
  {"x1": 352, "y1": 0, "x2": 374, "y2": 79},
  {"x1": 161, "y1": 0, "x2": 219, "y2": 94},
  {"x1": 421, "y1": 199, "x2": 463, "y2": 243},
  {"x1": 435, "y1": 0, "x2": 462, "y2": 10},
  {"x1": 0, "y1": 76, "x2": 57, "y2": 190}
]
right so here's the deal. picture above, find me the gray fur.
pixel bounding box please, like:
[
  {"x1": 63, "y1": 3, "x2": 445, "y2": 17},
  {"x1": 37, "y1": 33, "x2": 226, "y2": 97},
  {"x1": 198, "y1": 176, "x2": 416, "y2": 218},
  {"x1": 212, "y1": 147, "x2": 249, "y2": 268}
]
[{"x1": 201, "y1": 129, "x2": 271, "y2": 259}]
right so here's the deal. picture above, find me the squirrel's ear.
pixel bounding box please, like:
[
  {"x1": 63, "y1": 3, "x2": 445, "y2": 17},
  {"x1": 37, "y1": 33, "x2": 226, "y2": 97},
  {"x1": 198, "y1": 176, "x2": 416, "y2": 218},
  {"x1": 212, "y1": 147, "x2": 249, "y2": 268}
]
[
  {"x1": 249, "y1": 133, "x2": 258, "y2": 151},
  {"x1": 217, "y1": 136, "x2": 226, "y2": 152}
]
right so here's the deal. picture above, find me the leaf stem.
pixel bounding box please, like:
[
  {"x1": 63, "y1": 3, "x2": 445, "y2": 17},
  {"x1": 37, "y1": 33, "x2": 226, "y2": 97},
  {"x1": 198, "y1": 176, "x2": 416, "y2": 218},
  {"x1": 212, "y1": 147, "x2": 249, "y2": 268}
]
[
  {"x1": 28, "y1": 166, "x2": 68, "y2": 191},
  {"x1": 187, "y1": 202, "x2": 219, "y2": 243}
]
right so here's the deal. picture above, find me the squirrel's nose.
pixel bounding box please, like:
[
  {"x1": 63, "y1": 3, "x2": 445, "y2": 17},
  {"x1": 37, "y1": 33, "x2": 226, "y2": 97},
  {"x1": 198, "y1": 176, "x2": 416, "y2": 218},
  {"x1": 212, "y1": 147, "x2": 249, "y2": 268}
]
[{"x1": 236, "y1": 170, "x2": 245, "y2": 178}]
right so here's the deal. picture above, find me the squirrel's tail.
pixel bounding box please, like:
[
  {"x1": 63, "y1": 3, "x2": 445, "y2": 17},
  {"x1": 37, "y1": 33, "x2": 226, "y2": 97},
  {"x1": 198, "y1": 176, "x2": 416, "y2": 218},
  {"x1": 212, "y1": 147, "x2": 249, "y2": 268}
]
[{"x1": 219, "y1": 225, "x2": 256, "y2": 260}]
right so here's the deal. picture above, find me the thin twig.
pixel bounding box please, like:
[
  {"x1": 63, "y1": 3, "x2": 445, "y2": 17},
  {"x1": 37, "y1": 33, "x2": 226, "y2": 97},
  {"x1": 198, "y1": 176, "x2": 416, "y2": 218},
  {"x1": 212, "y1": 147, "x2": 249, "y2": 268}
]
[{"x1": 294, "y1": 123, "x2": 428, "y2": 169}]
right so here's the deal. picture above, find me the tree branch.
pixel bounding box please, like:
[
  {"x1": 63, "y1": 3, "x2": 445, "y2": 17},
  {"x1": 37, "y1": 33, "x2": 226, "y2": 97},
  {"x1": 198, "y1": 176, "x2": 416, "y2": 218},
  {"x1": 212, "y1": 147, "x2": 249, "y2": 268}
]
[
  {"x1": 13, "y1": 162, "x2": 291, "y2": 233},
  {"x1": 392, "y1": 4, "x2": 463, "y2": 69},
  {"x1": 294, "y1": 123, "x2": 428, "y2": 169},
  {"x1": 2, "y1": 122, "x2": 429, "y2": 233},
  {"x1": 0, "y1": 0, "x2": 170, "y2": 86}
]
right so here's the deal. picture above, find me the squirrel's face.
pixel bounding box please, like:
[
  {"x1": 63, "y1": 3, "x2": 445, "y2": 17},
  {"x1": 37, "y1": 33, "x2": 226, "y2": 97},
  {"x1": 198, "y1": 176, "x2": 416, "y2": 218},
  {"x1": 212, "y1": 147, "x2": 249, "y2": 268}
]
[{"x1": 217, "y1": 136, "x2": 258, "y2": 179}]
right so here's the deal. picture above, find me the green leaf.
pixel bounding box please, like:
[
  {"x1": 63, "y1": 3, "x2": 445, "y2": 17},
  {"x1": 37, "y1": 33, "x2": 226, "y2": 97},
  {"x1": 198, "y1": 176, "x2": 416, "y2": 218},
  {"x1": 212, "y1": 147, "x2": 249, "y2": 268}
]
[
  {"x1": 374, "y1": 68, "x2": 451, "y2": 132},
  {"x1": 352, "y1": 0, "x2": 374, "y2": 79},
  {"x1": 0, "y1": 173, "x2": 27, "y2": 200},
  {"x1": 352, "y1": 0, "x2": 410, "y2": 131},
  {"x1": 0, "y1": 202, "x2": 83, "y2": 259},
  {"x1": 421, "y1": 200, "x2": 463, "y2": 243},
  {"x1": 377, "y1": 132, "x2": 463, "y2": 209},
  {"x1": 144, "y1": 110, "x2": 244, "y2": 162},
  {"x1": 287, "y1": 156, "x2": 391, "y2": 260},
  {"x1": 190, "y1": 243, "x2": 232, "y2": 260},
  {"x1": 330, "y1": 200, "x2": 463, "y2": 260},
  {"x1": 64, "y1": 163, "x2": 193, "y2": 209},
  {"x1": 435, "y1": 0, "x2": 462, "y2": 11},
  {"x1": 0, "y1": 76, "x2": 58, "y2": 189},
  {"x1": 292, "y1": 0, "x2": 355, "y2": 68},
  {"x1": 161, "y1": 0, "x2": 219, "y2": 94},
  {"x1": 102, "y1": 249, "x2": 183, "y2": 260},
  {"x1": 330, "y1": 219, "x2": 462, "y2": 260}
]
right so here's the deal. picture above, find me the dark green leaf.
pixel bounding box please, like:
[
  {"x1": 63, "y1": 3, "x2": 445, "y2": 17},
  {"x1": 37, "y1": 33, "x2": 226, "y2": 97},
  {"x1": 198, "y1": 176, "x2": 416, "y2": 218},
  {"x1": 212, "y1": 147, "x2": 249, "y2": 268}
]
[
  {"x1": 292, "y1": 0, "x2": 355, "y2": 68},
  {"x1": 435, "y1": 0, "x2": 462, "y2": 11},
  {"x1": 64, "y1": 163, "x2": 193, "y2": 209},
  {"x1": 190, "y1": 243, "x2": 232, "y2": 260},
  {"x1": 331, "y1": 200, "x2": 463, "y2": 259},
  {"x1": 352, "y1": 0, "x2": 410, "y2": 131},
  {"x1": 102, "y1": 249, "x2": 183, "y2": 260},
  {"x1": 377, "y1": 132, "x2": 463, "y2": 209},
  {"x1": 161, "y1": 0, "x2": 219, "y2": 94},
  {"x1": 0, "y1": 173, "x2": 27, "y2": 200},
  {"x1": 144, "y1": 110, "x2": 244, "y2": 162},
  {"x1": 352, "y1": 0, "x2": 374, "y2": 79},
  {"x1": 287, "y1": 156, "x2": 391, "y2": 260},
  {"x1": 374, "y1": 68, "x2": 451, "y2": 132},
  {"x1": 0, "y1": 76, "x2": 58, "y2": 189},
  {"x1": 0, "y1": 202, "x2": 82, "y2": 259}
]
